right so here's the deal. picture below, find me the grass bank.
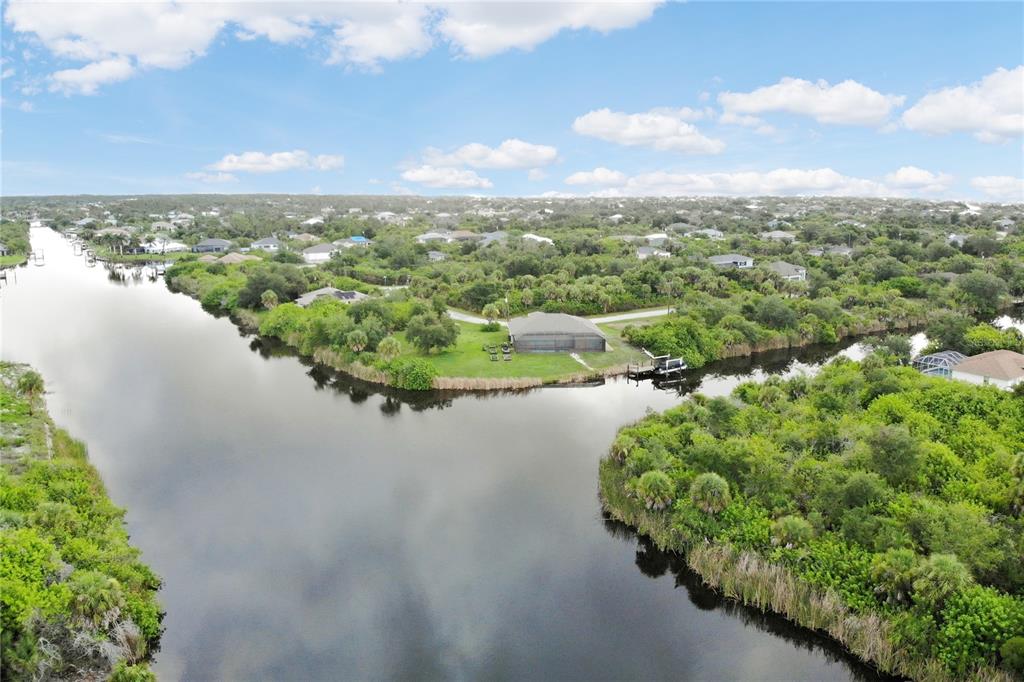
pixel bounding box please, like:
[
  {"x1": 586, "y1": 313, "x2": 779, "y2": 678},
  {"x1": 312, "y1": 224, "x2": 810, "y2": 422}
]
[{"x1": 0, "y1": 363, "x2": 162, "y2": 681}]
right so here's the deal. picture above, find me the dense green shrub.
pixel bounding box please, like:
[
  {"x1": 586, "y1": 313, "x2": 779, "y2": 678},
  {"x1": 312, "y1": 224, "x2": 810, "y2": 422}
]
[{"x1": 387, "y1": 358, "x2": 438, "y2": 391}]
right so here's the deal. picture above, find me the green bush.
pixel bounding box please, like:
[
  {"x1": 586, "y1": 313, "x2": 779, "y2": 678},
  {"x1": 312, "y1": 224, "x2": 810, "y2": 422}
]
[
  {"x1": 635, "y1": 470, "x2": 674, "y2": 510},
  {"x1": 771, "y1": 514, "x2": 813, "y2": 547},
  {"x1": 1000, "y1": 636, "x2": 1024, "y2": 674},
  {"x1": 387, "y1": 358, "x2": 437, "y2": 391},
  {"x1": 689, "y1": 472, "x2": 730, "y2": 515}
]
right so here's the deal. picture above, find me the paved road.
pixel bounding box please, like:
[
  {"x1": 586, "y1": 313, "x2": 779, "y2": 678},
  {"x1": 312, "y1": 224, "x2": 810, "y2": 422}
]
[
  {"x1": 447, "y1": 307, "x2": 675, "y2": 326},
  {"x1": 589, "y1": 307, "x2": 675, "y2": 324}
]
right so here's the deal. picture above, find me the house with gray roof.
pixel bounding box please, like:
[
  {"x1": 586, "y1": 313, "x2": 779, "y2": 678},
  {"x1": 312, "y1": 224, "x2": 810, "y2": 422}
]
[
  {"x1": 708, "y1": 254, "x2": 754, "y2": 268},
  {"x1": 427, "y1": 250, "x2": 448, "y2": 262},
  {"x1": 508, "y1": 312, "x2": 606, "y2": 353},
  {"x1": 302, "y1": 243, "x2": 338, "y2": 264},
  {"x1": 760, "y1": 230, "x2": 797, "y2": 242},
  {"x1": 193, "y1": 238, "x2": 232, "y2": 253},
  {"x1": 251, "y1": 237, "x2": 282, "y2": 252},
  {"x1": 295, "y1": 287, "x2": 370, "y2": 307},
  {"x1": 766, "y1": 261, "x2": 807, "y2": 281},
  {"x1": 637, "y1": 246, "x2": 671, "y2": 260}
]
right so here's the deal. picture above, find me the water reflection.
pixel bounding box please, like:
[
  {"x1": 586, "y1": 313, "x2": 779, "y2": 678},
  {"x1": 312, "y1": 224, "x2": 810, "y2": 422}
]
[{"x1": 602, "y1": 518, "x2": 899, "y2": 682}]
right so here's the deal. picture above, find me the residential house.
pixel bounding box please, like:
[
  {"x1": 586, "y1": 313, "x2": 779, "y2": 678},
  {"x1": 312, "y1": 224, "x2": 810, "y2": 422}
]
[
  {"x1": 290, "y1": 232, "x2": 319, "y2": 242},
  {"x1": 808, "y1": 245, "x2": 853, "y2": 257},
  {"x1": 416, "y1": 231, "x2": 453, "y2": 244},
  {"x1": 479, "y1": 231, "x2": 509, "y2": 247},
  {"x1": 912, "y1": 351, "x2": 967, "y2": 378},
  {"x1": 766, "y1": 261, "x2": 807, "y2": 281},
  {"x1": 295, "y1": 287, "x2": 370, "y2": 307},
  {"x1": 193, "y1": 238, "x2": 232, "y2": 253},
  {"x1": 427, "y1": 251, "x2": 448, "y2": 262},
  {"x1": 684, "y1": 228, "x2": 724, "y2": 240},
  {"x1": 302, "y1": 243, "x2": 338, "y2": 264},
  {"x1": 333, "y1": 236, "x2": 372, "y2": 249},
  {"x1": 0, "y1": 242, "x2": 8, "y2": 256},
  {"x1": 948, "y1": 233, "x2": 968, "y2": 247},
  {"x1": 142, "y1": 237, "x2": 188, "y2": 254},
  {"x1": 950, "y1": 350, "x2": 1024, "y2": 390},
  {"x1": 508, "y1": 312, "x2": 606, "y2": 353},
  {"x1": 252, "y1": 237, "x2": 282, "y2": 252},
  {"x1": 301, "y1": 216, "x2": 325, "y2": 227},
  {"x1": 708, "y1": 254, "x2": 754, "y2": 268},
  {"x1": 760, "y1": 230, "x2": 797, "y2": 242},
  {"x1": 637, "y1": 246, "x2": 671, "y2": 260}
]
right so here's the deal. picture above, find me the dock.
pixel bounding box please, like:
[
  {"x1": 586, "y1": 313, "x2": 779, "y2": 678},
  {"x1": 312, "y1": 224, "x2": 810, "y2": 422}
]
[{"x1": 627, "y1": 348, "x2": 688, "y2": 382}]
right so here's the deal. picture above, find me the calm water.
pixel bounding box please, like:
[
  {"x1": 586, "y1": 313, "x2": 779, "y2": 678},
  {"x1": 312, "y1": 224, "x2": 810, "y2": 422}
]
[{"x1": 2, "y1": 228, "x2": 900, "y2": 681}]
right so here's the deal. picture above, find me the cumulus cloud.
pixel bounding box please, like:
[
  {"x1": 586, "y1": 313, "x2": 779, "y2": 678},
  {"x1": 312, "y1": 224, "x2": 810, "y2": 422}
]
[
  {"x1": 719, "y1": 111, "x2": 776, "y2": 135},
  {"x1": 901, "y1": 66, "x2": 1024, "y2": 143},
  {"x1": 527, "y1": 168, "x2": 547, "y2": 181},
  {"x1": 883, "y1": 166, "x2": 953, "y2": 193},
  {"x1": 970, "y1": 175, "x2": 1024, "y2": 201},
  {"x1": 49, "y1": 57, "x2": 134, "y2": 95},
  {"x1": 424, "y1": 138, "x2": 558, "y2": 169},
  {"x1": 589, "y1": 168, "x2": 895, "y2": 197},
  {"x1": 208, "y1": 150, "x2": 344, "y2": 173},
  {"x1": 718, "y1": 77, "x2": 904, "y2": 126},
  {"x1": 401, "y1": 165, "x2": 493, "y2": 189},
  {"x1": 5, "y1": 1, "x2": 663, "y2": 92},
  {"x1": 572, "y1": 107, "x2": 724, "y2": 154},
  {"x1": 565, "y1": 167, "x2": 627, "y2": 185},
  {"x1": 185, "y1": 171, "x2": 238, "y2": 183},
  {"x1": 437, "y1": 2, "x2": 662, "y2": 58}
]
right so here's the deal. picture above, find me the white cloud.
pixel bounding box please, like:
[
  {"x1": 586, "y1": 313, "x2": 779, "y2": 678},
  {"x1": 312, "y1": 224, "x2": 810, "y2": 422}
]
[
  {"x1": 970, "y1": 175, "x2": 1024, "y2": 201},
  {"x1": 5, "y1": 1, "x2": 662, "y2": 92},
  {"x1": 17, "y1": 101, "x2": 33, "y2": 112},
  {"x1": 572, "y1": 107, "x2": 724, "y2": 154},
  {"x1": 424, "y1": 138, "x2": 558, "y2": 169},
  {"x1": 401, "y1": 165, "x2": 493, "y2": 189},
  {"x1": 185, "y1": 171, "x2": 238, "y2": 184},
  {"x1": 590, "y1": 168, "x2": 894, "y2": 197},
  {"x1": 527, "y1": 168, "x2": 547, "y2": 181},
  {"x1": 1, "y1": 67, "x2": 14, "y2": 79},
  {"x1": 718, "y1": 77, "x2": 904, "y2": 126},
  {"x1": 719, "y1": 111, "x2": 776, "y2": 136},
  {"x1": 883, "y1": 166, "x2": 952, "y2": 193},
  {"x1": 437, "y1": 2, "x2": 662, "y2": 58},
  {"x1": 49, "y1": 57, "x2": 134, "y2": 95},
  {"x1": 901, "y1": 66, "x2": 1024, "y2": 143},
  {"x1": 565, "y1": 167, "x2": 627, "y2": 185},
  {"x1": 208, "y1": 150, "x2": 344, "y2": 173}
]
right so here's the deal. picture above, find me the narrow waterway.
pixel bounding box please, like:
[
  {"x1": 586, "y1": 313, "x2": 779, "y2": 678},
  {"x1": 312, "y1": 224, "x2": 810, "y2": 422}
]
[{"x1": 0, "y1": 228, "x2": 918, "y2": 680}]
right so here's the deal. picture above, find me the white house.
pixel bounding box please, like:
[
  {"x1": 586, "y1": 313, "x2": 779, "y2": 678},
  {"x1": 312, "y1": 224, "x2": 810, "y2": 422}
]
[
  {"x1": 416, "y1": 231, "x2": 453, "y2": 244},
  {"x1": 760, "y1": 230, "x2": 797, "y2": 242},
  {"x1": 950, "y1": 350, "x2": 1024, "y2": 390},
  {"x1": 251, "y1": 237, "x2": 282, "y2": 252},
  {"x1": 522, "y1": 233, "x2": 554, "y2": 246},
  {"x1": 302, "y1": 243, "x2": 338, "y2": 264},
  {"x1": 708, "y1": 254, "x2": 754, "y2": 268},
  {"x1": 142, "y1": 237, "x2": 188, "y2": 254},
  {"x1": 302, "y1": 216, "x2": 325, "y2": 227},
  {"x1": 684, "y1": 228, "x2": 724, "y2": 240},
  {"x1": 766, "y1": 261, "x2": 807, "y2": 281}
]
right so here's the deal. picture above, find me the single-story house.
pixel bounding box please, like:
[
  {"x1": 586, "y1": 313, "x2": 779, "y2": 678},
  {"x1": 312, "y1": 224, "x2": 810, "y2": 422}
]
[
  {"x1": 479, "y1": 231, "x2": 508, "y2": 247},
  {"x1": 142, "y1": 238, "x2": 188, "y2": 254},
  {"x1": 416, "y1": 231, "x2": 453, "y2": 244},
  {"x1": 637, "y1": 246, "x2": 671, "y2": 260},
  {"x1": 333, "y1": 236, "x2": 371, "y2": 249},
  {"x1": 760, "y1": 230, "x2": 797, "y2": 242},
  {"x1": 150, "y1": 221, "x2": 177, "y2": 232},
  {"x1": 197, "y1": 254, "x2": 219, "y2": 263},
  {"x1": 302, "y1": 243, "x2": 338, "y2": 264},
  {"x1": 193, "y1": 238, "x2": 232, "y2": 253},
  {"x1": 295, "y1": 287, "x2": 370, "y2": 307},
  {"x1": 508, "y1": 312, "x2": 606, "y2": 353},
  {"x1": 427, "y1": 250, "x2": 448, "y2": 262},
  {"x1": 766, "y1": 261, "x2": 807, "y2": 281},
  {"x1": 950, "y1": 350, "x2": 1024, "y2": 390},
  {"x1": 449, "y1": 230, "x2": 482, "y2": 242},
  {"x1": 684, "y1": 228, "x2": 724, "y2": 240},
  {"x1": 644, "y1": 233, "x2": 671, "y2": 247},
  {"x1": 808, "y1": 245, "x2": 853, "y2": 257},
  {"x1": 522, "y1": 233, "x2": 554, "y2": 246},
  {"x1": 290, "y1": 232, "x2": 319, "y2": 242},
  {"x1": 912, "y1": 350, "x2": 967, "y2": 378},
  {"x1": 708, "y1": 254, "x2": 754, "y2": 268},
  {"x1": 252, "y1": 237, "x2": 282, "y2": 252},
  {"x1": 301, "y1": 216, "x2": 325, "y2": 227},
  {"x1": 218, "y1": 252, "x2": 260, "y2": 265}
]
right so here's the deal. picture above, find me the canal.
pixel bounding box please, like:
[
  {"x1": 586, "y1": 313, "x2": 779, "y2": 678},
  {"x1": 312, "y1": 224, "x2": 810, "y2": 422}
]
[{"x1": 2, "y1": 227, "x2": 906, "y2": 680}]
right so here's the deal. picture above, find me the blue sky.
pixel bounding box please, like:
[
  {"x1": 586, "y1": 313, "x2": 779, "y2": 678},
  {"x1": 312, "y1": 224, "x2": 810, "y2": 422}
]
[{"x1": 2, "y1": 1, "x2": 1022, "y2": 200}]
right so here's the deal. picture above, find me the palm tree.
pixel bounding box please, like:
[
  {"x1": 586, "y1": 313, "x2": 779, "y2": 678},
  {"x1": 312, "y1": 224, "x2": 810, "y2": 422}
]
[
  {"x1": 70, "y1": 571, "x2": 125, "y2": 628},
  {"x1": 689, "y1": 472, "x2": 731, "y2": 515},
  {"x1": 481, "y1": 303, "x2": 502, "y2": 325},
  {"x1": 17, "y1": 370, "x2": 44, "y2": 416},
  {"x1": 261, "y1": 289, "x2": 279, "y2": 310},
  {"x1": 636, "y1": 470, "x2": 674, "y2": 510},
  {"x1": 347, "y1": 329, "x2": 368, "y2": 353},
  {"x1": 377, "y1": 336, "x2": 401, "y2": 362}
]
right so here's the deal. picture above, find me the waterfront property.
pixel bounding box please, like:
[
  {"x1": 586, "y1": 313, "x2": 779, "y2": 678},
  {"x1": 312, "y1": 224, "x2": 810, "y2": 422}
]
[
  {"x1": 193, "y1": 238, "x2": 232, "y2": 253},
  {"x1": 950, "y1": 349, "x2": 1024, "y2": 389},
  {"x1": 708, "y1": 253, "x2": 754, "y2": 268},
  {"x1": 295, "y1": 287, "x2": 370, "y2": 307},
  {"x1": 508, "y1": 312, "x2": 607, "y2": 352},
  {"x1": 911, "y1": 350, "x2": 967, "y2": 377}
]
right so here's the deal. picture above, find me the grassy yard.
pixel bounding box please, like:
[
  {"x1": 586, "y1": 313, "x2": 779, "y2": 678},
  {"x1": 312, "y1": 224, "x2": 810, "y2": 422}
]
[
  {"x1": 0, "y1": 254, "x2": 27, "y2": 267},
  {"x1": 398, "y1": 320, "x2": 646, "y2": 380}
]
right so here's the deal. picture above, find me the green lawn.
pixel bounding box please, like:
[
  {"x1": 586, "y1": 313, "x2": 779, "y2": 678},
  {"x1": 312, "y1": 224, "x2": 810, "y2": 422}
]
[
  {"x1": 0, "y1": 254, "x2": 27, "y2": 267},
  {"x1": 398, "y1": 321, "x2": 646, "y2": 380}
]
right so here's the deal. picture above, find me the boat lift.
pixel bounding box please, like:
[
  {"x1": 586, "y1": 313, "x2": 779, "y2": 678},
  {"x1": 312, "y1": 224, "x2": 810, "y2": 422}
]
[{"x1": 627, "y1": 348, "x2": 688, "y2": 383}]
